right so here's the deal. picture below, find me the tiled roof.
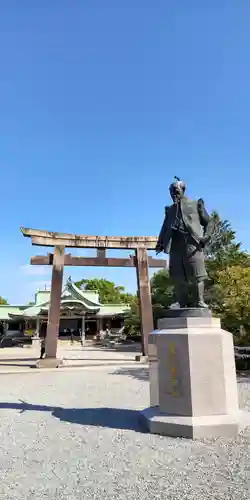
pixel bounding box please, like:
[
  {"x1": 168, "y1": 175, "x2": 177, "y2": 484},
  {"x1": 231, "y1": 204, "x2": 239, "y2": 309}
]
[
  {"x1": 0, "y1": 305, "x2": 24, "y2": 320},
  {"x1": 3, "y1": 279, "x2": 130, "y2": 320},
  {"x1": 96, "y1": 304, "x2": 130, "y2": 317}
]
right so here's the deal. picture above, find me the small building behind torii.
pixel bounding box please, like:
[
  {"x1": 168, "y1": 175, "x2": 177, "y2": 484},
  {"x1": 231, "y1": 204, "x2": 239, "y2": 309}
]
[{"x1": 0, "y1": 278, "x2": 130, "y2": 340}]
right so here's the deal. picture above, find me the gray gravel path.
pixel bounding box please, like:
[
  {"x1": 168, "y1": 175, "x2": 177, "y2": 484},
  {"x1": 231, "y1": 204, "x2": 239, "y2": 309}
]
[{"x1": 0, "y1": 366, "x2": 249, "y2": 500}]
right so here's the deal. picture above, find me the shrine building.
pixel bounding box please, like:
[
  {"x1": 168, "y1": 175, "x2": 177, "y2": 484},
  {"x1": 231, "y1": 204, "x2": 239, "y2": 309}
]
[{"x1": 0, "y1": 278, "x2": 130, "y2": 339}]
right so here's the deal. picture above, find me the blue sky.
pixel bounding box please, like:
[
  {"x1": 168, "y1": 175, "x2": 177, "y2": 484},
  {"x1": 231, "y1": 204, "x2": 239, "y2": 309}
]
[{"x1": 1, "y1": 0, "x2": 250, "y2": 304}]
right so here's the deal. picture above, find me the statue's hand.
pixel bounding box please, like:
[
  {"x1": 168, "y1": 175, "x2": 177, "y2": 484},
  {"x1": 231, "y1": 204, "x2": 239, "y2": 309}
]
[
  {"x1": 155, "y1": 244, "x2": 163, "y2": 255},
  {"x1": 199, "y1": 237, "x2": 209, "y2": 248}
]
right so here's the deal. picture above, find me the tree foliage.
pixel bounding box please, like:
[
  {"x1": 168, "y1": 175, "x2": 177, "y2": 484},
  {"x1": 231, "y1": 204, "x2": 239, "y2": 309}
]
[
  {"x1": 124, "y1": 296, "x2": 141, "y2": 337},
  {"x1": 75, "y1": 278, "x2": 134, "y2": 304},
  {"x1": 213, "y1": 266, "x2": 250, "y2": 342},
  {"x1": 0, "y1": 296, "x2": 8, "y2": 305},
  {"x1": 205, "y1": 212, "x2": 250, "y2": 277},
  {"x1": 204, "y1": 212, "x2": 250, "y2": 311},
  {"x1": 151, "y1": 269, "x2": 174, "y2": 323},
  {"x1": 204, "y1": 211, "x2": 239, "y2": 259}
]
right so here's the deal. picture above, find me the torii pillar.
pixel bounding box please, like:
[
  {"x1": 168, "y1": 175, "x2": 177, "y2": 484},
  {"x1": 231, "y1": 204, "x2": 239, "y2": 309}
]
[
  {"x1": 37, "y1": 246, "x2": 65, "y2": 367},
  {"x1": 135, "y1": 247, "x2": 153, "y2": 357}
]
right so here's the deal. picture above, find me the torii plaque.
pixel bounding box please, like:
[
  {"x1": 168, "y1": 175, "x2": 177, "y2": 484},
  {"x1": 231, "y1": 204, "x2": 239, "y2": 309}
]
[{"x1": 21, "y1": 228, "x2": 166, "y2": 366}]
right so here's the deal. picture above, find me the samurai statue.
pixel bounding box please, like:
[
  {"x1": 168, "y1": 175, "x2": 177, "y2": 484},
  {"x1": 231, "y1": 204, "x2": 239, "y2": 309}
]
[{"x1": 156, "y1": 177, "x2": 214, "y2": 308}]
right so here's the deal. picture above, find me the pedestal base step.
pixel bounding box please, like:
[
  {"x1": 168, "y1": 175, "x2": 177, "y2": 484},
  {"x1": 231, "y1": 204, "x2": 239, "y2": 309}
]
[
  {"x1": 35, "y1": 358, "x2": 64, "y2": 369},
  {"x1": 140, "y1": 406, "x2": 250, "y2": 439},
  {"x1": 135, "y1": 354, "x2": 148, "y2": 363}
]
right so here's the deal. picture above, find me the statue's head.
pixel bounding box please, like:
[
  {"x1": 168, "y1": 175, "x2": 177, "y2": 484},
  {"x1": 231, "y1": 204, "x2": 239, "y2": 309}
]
[{"x1": 169, "y1": 176, "x2": 186, "y2": 202}]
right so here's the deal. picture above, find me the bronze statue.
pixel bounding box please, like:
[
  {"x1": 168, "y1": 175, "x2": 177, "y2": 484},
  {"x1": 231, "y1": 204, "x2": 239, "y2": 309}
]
[{"x1": 156, "y1": 177, "x2": 213, "y2": 308}]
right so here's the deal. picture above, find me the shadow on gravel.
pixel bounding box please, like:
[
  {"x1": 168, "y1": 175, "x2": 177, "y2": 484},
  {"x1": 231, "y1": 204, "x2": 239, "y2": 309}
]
[
  {"x1": 54, "y1": 407, "x2": 146, "y2": 432},
  {"x1": 0, "y1": 358, "x2": 36, "y2": 361},
  {"x1": 0, "y1": 401, "x2": 145, "y2": 433},
  {"x1": 64, "y1": 358, "x2": 135, "y2": 362},
  {"x1": 68, "y1": 345, "x2": 141, "y2": 354},
  {"x1": 98, "y1": 344, "x2": 141, "y2": 353},
  {"x1": 0, "y1": 362, "x2": 35, "y2": 367},
  {"x1": 112, "y1": 367, "x2": 149, "y2": 381},
  {"x1": 0, "y1": 357, "x2": 37, "y2": 368}
]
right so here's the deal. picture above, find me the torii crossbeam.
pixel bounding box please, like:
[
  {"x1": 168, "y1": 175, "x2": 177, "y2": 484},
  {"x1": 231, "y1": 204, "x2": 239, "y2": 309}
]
[{"x1": 21, "y1": 228, "x2": 166, "y2": 365}]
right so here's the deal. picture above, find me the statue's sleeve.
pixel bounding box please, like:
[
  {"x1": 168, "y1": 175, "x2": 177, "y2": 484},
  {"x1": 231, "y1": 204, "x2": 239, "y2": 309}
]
[
  {"x1": 155, "y1": 206, "x2": 169, "y2": 253},
  {"x1": 197, "y1": 198, "x2": 214, "y2": 239}
]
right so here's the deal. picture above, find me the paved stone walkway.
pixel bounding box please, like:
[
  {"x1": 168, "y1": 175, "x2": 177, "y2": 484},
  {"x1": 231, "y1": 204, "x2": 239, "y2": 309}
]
[
  {"x1": 0, "y1": 344, "x2": 141, "y2": 372},
  {"x1": 0, "y1": 366, "x2": 249, "y2": 499}
]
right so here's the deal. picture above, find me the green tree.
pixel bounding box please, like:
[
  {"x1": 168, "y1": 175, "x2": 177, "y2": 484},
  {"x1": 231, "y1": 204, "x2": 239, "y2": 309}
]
[
  {"x1": 124, "y1": 269, "x2": 174, "y2": 336},
  {"x1": 0, "y1": 296, "x2": 8, "y2": 305},
  {"x1": 205, "y1": 211, "x2": 249, "y2": 271},
  {"x1": 75, "y1": 278, "x2": 134, "y2": 304},
  {"x1": 204, "y1": 211, "x2": 238, "y2": 259},
  {"x1": 215, "y1": 266, "x2": 250, "y2": 343},
  {"x1": 124, "y1": 295, "x2": 141, "y2": 337},
  {"x1": 151, "y1": 269, "x2": 174, "y2": 322},
  {"x1": 204, "y1": 212, "x2": 250, "y2": 309}
]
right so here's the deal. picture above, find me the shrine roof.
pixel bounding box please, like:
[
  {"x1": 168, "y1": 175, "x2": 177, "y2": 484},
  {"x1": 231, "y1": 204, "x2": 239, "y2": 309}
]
[
  {"x1": 0, "y1": 305, "x2": 25, "y2": 320},
  {"x1": 96, "y1": 304, "x2": 130, "y2": 317},
  {"x1": 1, "y1": 279, "x2": 130, "y2": 320}
]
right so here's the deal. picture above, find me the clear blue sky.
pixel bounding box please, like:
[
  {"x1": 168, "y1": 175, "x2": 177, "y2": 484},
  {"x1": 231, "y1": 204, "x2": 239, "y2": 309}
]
[{"x1": 1, "y1": 0, "x2": 250, "y2": 304}]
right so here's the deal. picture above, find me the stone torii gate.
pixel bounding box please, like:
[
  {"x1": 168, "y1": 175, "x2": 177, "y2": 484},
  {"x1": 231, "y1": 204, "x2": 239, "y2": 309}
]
[{"x1": 21, "y1": 228, "x2": 166, "y2": 366}]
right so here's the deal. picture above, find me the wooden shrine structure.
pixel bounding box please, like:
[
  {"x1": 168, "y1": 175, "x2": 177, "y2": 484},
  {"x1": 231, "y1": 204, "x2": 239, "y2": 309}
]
[{"x1": 21, "y1": 228, "x2": 166, "y2": 364}]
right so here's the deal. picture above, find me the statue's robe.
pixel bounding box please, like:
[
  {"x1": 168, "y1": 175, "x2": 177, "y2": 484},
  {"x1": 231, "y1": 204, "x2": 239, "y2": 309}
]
[{"x1": 156, "y1": 197, "x2": 213, "y2": 282}]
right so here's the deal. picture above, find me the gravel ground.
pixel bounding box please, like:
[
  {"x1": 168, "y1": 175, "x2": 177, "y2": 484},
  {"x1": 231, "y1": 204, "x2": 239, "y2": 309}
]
[{"x1": 0, "y1": 366, "x2": 249, "y2": 500}]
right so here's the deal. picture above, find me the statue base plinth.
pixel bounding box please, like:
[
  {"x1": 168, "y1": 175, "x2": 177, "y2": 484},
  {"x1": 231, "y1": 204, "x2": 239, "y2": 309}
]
[
  {"x1": 141, "y1": 311, "x2": 244, "y2": 440},
  {"x1": 162, "y1": 307, "x2": 212, "y2": 318},
  {"x1": 141, "y1": 407, "x2": 242, "y2": 439}
]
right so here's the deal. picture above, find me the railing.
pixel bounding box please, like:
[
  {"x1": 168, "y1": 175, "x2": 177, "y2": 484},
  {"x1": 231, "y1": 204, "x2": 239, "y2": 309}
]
[{"x1": 234, "y1": 346, "x2": 250, "y2": 370}]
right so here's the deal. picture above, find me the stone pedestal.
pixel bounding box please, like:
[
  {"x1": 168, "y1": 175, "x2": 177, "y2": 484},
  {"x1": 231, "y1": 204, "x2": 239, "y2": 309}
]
[{"x1": 141, "y1": 309, "x2": 241, "y2": 439}]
